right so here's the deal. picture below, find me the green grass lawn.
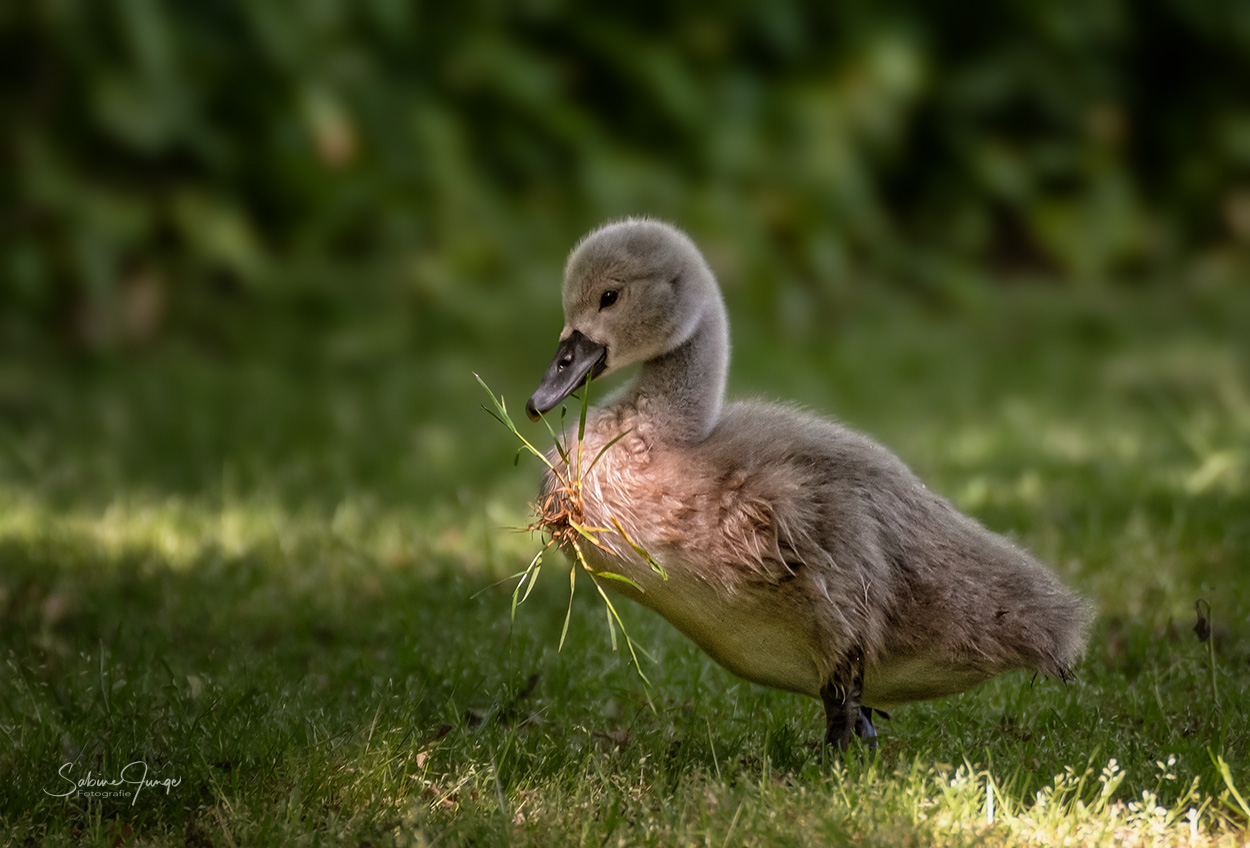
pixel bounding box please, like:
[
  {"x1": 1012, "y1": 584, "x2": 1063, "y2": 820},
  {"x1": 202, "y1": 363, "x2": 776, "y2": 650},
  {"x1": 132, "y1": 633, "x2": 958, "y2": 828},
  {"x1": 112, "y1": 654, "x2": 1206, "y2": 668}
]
[{"x1": 2, "y1": 281, "x2": 1248, "y2": 846}]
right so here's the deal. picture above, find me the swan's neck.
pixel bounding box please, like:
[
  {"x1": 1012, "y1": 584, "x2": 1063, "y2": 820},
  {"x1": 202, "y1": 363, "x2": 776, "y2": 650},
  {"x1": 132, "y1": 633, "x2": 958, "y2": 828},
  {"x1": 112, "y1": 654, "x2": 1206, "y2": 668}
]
[{"x1": 622, "y1": 294, "x2": 729, "y2": 444}]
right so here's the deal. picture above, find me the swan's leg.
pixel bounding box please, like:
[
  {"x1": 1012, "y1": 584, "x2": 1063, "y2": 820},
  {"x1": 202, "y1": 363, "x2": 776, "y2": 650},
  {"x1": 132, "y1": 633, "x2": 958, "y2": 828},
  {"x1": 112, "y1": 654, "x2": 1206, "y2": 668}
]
[
  {"x1": 820, "y1": 680, "x2": 859, "y2": 749},
  {"x1": 821, "y1": 651, "x2": 880, "y2": 750}
]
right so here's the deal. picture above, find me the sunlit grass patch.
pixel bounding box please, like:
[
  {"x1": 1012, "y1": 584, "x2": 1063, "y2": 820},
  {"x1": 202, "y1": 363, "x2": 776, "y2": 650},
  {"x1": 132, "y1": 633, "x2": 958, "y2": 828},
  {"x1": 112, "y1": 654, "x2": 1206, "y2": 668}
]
[
  {"x1": 836, "y1": 755, "x2": 1248, "y2": 847},
  {"x1": 398, "y1": 750, "x2": 1249, "y2": 847}
]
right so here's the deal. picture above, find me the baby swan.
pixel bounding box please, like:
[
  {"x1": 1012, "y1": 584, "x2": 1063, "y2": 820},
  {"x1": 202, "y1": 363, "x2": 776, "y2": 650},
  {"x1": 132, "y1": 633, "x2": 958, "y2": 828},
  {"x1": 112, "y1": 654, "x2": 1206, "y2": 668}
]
[{"x1": 524, "y1": 219, "x2": 1092, "y2": 748}]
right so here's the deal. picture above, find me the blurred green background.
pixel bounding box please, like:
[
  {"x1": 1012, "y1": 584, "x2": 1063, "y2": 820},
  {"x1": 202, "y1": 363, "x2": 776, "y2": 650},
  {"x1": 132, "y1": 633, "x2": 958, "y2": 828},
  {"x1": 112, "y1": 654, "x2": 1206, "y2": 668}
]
[
  {"x1": 7, "y1": 0, "x2": 1250, "y2": 345},
  {"x1": 2, "y1": 1, "x2": 1248, "y2": 551}
]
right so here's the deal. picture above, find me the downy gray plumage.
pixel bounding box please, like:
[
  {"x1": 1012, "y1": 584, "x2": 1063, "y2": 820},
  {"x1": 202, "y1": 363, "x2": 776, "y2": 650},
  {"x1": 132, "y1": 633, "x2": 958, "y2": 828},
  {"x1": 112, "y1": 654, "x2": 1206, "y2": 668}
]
[{"x1": 525, "y1": 219, "x2": 1092, "y2": 748}]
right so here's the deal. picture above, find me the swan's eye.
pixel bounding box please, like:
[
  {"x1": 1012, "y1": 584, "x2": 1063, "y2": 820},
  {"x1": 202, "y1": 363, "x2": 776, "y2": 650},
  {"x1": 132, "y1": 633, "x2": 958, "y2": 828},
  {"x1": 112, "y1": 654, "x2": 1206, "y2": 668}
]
[{"x1": 599, "y1": 290, "x2": 619, "y2": 310}]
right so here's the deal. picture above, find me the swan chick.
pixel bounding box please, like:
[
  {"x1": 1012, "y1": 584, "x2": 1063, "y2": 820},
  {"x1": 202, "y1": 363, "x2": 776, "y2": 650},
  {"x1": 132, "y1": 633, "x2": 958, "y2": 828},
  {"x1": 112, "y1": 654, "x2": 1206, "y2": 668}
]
[{"x1": 524, "y1": 218, "x2": 1092, "y2": 748}]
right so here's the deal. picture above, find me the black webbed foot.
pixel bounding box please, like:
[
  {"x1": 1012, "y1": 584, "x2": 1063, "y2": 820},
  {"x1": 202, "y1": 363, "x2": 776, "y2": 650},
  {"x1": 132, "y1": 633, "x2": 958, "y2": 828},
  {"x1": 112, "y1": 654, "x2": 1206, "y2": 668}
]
[
  {"x1": 855, "y1": 706, "x2": 878, "y2": 743},
  {"x1": 820, "y1": 695, "x2": 880, "y2": 750}
]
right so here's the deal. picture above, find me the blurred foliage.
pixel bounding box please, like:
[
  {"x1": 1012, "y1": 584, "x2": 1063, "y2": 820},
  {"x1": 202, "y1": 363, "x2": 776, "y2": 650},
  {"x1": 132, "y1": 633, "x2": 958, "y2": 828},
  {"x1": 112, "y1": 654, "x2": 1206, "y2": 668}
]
[{"x1": 3, "y1": 0, "x2": 1250, "y2": 355}]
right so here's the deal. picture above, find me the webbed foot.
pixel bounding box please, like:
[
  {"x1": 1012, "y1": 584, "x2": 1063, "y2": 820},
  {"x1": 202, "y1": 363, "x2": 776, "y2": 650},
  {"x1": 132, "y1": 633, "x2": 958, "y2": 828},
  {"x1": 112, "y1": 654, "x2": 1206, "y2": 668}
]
[
  {"x1": 821, "y1": 684, "x2": 880, "y2": 750},
  {"x1": 855, "y1": 707, "x2": 878, "y2": 742},
  {"x1": 820, "y1": 655, "x2": 885, "y2": 751}
]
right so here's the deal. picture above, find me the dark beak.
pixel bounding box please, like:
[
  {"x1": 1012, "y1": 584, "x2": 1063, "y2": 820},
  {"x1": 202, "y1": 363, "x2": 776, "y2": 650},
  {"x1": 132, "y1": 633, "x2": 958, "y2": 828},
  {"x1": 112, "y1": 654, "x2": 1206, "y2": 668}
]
[{"x1": 525, "y1": 330, "x2": 608, "y2": 421}]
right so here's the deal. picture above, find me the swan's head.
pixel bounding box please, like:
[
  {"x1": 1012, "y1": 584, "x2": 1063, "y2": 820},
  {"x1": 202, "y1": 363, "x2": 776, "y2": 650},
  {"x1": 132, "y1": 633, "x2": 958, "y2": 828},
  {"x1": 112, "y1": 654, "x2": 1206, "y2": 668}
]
[{"x1": 526, "y1": 219, "x2": 720, "y2": 421}]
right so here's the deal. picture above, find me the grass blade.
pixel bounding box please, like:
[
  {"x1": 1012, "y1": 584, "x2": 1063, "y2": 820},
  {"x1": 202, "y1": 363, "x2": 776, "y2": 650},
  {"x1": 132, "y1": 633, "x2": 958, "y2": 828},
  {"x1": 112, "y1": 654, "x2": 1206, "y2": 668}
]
[
  {"x1": 474, "y1": 372, "x2": 557, "y2": 472},
  {"x1": 510, "y1": 546, "x2": 547, "y2": 619},
  {"x1": 577, "y1": 373, "x2": 590, "y2": 443},
  {"x1": 566, "y1": 521, "x2": 613, "y2": 535},
  {"x1": 575, "y1": 373, "x2": 591, "y2": 479},
  {"x1": 567, "y1": 520, "x2": 613, "y2": 551},
  {"x1": 536, "y1": 407, "x2": 571, "y2": 466},
  {"x1": 590, "y1": 575, "x2": 652, "y2": 688},
  {"x1": 519, "y1": 556, "x2": 546, "y2": 605},
  {"x1": 1212, "y1": 752, "x2": 1250, "y2": 820},
  {"x1": 609, "y1": 517, "x2": 667, "y2": 580},
  {"x1": 591, "y1": 569, "x2": 644, "y2": 593},
  {"x1": 585, "y1": 428, "x2": 632, "y2": 477},
  {"x1": 558, "y1": 542, "x2": 580, "y2": 652},
  {"x1": 604, "y1": 599, "x2": 618, "y2": 651},
  {"x1": 472, "y1": 568, "x2": 532, "y2": 600},
  {"x1": 510, "y1": 552, "x2": 537, "y2": 620}
]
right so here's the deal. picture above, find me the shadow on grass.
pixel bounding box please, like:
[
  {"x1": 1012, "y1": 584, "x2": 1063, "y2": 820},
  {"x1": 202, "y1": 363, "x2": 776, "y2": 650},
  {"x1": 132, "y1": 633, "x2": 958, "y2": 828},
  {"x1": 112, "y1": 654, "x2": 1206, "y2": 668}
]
[{"x1": 0, "y1": 526, "x2": 555, "y2": 833}]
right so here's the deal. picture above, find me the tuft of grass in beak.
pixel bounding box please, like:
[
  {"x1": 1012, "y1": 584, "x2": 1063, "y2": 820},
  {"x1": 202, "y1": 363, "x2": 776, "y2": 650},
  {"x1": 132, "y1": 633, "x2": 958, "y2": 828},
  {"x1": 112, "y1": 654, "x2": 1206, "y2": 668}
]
[{"x1": 475, "y1": 373, "x2": 665, "y2": 690}]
